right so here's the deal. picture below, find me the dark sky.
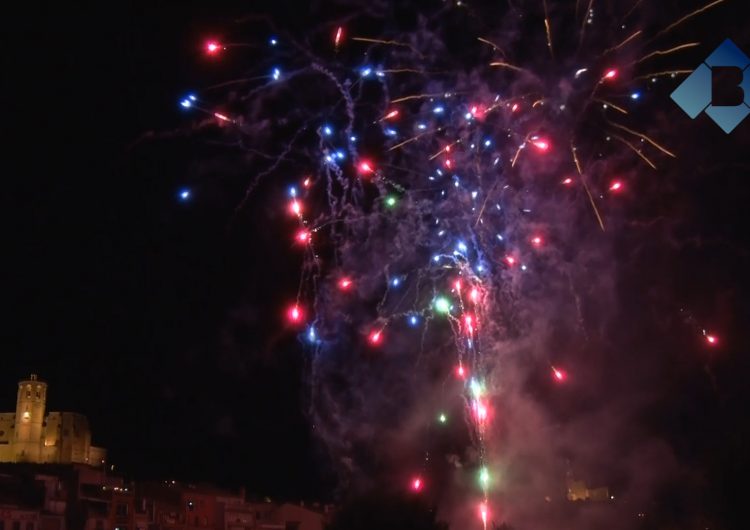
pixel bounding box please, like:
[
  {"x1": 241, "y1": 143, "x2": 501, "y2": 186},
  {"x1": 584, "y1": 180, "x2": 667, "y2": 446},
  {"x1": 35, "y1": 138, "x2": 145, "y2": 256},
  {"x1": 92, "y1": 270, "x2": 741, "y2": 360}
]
[
  {"x1": 5, "y1": 0, "x2": 332, "y2": 498},
  {"x1": 4, "y1": 0, "x2": 750, "y2": 525}
]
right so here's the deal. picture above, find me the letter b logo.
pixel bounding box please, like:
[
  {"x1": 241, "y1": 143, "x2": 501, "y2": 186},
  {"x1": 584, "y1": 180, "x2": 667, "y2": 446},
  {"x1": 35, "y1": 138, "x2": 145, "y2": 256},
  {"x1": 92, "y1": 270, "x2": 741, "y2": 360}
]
[{"x1": 671, "y1": 39, "x2": 750, "y2": 133}]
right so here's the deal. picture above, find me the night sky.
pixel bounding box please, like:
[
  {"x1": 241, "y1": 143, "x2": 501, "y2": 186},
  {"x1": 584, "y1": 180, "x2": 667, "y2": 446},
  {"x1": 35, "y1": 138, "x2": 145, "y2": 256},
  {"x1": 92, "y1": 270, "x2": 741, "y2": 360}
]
[
  {"x1": 5, "y1": 0, "x2": 330, "y2": 498},
  {"x1": 4, "y1": 0, "x2": 750, "y2": 526}
]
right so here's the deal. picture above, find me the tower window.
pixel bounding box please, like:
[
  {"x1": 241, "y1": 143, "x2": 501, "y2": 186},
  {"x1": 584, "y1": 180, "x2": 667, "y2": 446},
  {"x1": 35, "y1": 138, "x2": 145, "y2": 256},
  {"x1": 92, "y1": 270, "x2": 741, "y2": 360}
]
[{"x1": 26, "y1": 391, "x2": 31, "y2": 399}]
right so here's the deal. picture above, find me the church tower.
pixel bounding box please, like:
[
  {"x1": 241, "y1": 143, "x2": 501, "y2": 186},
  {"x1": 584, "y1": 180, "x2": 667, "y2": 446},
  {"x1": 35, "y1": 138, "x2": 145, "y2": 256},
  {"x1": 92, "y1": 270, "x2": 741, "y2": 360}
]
[{"x1": 13, "y1": 374, "x2": 47, "y2": 462}]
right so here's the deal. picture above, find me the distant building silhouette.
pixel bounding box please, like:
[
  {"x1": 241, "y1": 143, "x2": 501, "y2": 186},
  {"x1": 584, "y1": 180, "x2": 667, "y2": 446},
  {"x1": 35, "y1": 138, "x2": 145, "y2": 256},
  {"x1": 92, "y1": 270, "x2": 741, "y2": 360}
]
[
  {"x1": 0, "y1": 375, "x2": 331, "y2": 530},
  {"x1": 0, "y1": 375, "x2": 106, "y2": 467},
  {"x1": 565, "y1": 464, "x2": 610, "y2": 502}
]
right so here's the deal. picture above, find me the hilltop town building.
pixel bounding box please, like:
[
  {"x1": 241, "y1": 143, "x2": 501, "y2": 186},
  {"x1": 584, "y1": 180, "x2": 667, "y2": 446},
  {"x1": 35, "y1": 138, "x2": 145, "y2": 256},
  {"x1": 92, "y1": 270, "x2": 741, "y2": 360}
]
[{"x1": 0, "y1": 375, "x2": 106, "y2": 467}]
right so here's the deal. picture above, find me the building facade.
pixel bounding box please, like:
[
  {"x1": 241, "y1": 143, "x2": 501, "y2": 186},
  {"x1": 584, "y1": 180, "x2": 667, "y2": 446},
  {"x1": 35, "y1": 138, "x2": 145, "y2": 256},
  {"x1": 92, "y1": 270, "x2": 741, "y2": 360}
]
[{"x1": 0, "y1": 375, "x2": 106, "y2": 467}]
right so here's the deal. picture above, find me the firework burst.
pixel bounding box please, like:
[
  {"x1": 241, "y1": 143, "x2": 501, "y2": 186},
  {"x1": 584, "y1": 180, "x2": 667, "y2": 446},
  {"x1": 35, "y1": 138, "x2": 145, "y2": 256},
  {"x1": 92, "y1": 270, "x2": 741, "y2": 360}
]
[{"x1": 174, "y1": 0, "x2": 727, "y2": 526}]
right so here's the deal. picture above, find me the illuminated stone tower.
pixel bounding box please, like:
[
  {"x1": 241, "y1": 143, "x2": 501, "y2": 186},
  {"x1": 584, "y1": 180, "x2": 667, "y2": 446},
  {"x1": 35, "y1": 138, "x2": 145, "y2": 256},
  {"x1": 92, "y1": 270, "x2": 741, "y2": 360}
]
[{"x1": 13, "y1": 374, "x2": 47, "y2": 462}]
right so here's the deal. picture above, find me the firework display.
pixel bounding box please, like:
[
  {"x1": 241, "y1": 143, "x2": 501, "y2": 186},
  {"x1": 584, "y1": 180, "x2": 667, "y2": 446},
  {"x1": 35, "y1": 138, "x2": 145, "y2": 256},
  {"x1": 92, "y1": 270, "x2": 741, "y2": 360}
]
[{"x1": 176, "y1": 1, "x2": 727, "y2": 526}]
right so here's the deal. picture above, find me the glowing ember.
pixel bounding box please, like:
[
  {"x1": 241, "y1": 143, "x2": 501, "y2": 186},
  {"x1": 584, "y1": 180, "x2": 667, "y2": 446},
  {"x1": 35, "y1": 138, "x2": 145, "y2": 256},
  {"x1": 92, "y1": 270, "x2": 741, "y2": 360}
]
[
  {"x1": 205, "y1": 40, "x2": 222, "y2": 55},
  {"x1": 295, "y1": 229, "x2": 311, "y2": 243},
  {"x1": 358, "y1": 160, "x2": 374, "y2": 174},
  {"x1": 287, "y1": 304, "x2": 304, "y2": 324},
  {"x1": 609, "y1": 180, "x2": 623, "y2": 192},
  {"x1": 334, "y1": 26, "x2": 343, "y2": 47},
  {"x1": 368, "y1": 330, "x2": 383, "y2": 345},
  {"x1": 531, "y1": 138, "x2": 550, "y2": 151},
  {"x1": 289, "y1": 199, "x2": 302, "y2": 216}
]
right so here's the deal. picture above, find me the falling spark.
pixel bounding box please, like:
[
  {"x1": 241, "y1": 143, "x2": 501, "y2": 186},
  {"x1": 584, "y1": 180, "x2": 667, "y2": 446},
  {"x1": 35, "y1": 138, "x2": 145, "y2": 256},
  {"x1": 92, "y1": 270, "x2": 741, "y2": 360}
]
[
  {"x1": 429, "y1": 141, "x2": 460, "y2": 160},
  {"x1": 578, "y1": 0, "x2": 595, "y2": 49},
  {"x1": 387, "y1": 128, "x2": 438, "y2": 152},
  {"x1": 595, "y1": 98, "x2": 628, "y2": 115},
  {"x1": 489, "y1": 61, "x2": 527, "y2": 73},
  {"x1": 652, "y1": 0, "x2": 725, "y2": 40},
  {"x1": 390, "y1": 93, "x2": 445, "y2": 103},
  {"x1": 477, "y1": 36, "x2": 503, "y2": 53},
  {"x1": 608, "y1": 121, "x2": 676, "y2": 158},
  {"x1": 543, "y1": 0, "x2": 554, "y2": 58},
  {"x1": 351, "y1": 36, "x2": 423, "y2": 58},
  {"x1": 571, "y1": 143, "x2": 605, "y2": 231},
  {"x1": 334, "y1": 26, "x2": 343, "y2": 49},
  {"x1": 611, "y1": 134, "x2": 657, "y2": 169},
  {"x1": 602, "y1": 30, "x2": 642, "y2": 55},
  {"x1": 635, "y1": 69, "x2": 692, "y2": 81},
  {"x1": 635, "y1": 42, "x2": 701, "y2": 64}
]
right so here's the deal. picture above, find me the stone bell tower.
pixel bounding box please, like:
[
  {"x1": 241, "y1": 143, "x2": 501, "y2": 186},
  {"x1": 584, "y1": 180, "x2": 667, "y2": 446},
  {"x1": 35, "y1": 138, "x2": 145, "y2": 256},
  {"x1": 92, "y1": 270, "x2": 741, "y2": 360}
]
[{"x1": 13, "y1": 374, "x2": 47, "y2": 462}]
